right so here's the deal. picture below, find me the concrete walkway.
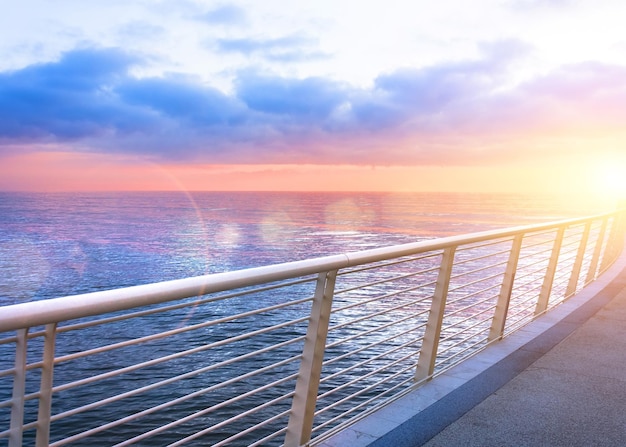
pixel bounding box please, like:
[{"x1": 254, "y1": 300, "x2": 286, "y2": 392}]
[
  {"x1": 422, "y1": 267, "x2": 626, "y2": 447},
  {"x1": 322, "y1": 253, "x2": 626, "y2": 447}
]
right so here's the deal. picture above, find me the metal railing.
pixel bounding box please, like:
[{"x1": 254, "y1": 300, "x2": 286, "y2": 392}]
[{"x1": 1, "y1": 210, "x2": 624, "y2": 446}]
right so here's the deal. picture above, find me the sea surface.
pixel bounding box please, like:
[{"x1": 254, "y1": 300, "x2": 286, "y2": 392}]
[
  {"x1": 0, "y1": 191, "x2": 615, "y2": 307},
  {"x1": 0, "y1": 191, "x2": 618, "y2": 445}
]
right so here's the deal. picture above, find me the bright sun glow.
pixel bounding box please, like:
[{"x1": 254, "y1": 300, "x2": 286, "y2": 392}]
[{"x1": 594, "y1": 159, "x2": 626, "y2": 202}]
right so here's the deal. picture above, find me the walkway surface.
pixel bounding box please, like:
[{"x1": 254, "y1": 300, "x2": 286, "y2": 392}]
[{"x1": 322, "y1": 253, "x2": 626, "y2": 447}]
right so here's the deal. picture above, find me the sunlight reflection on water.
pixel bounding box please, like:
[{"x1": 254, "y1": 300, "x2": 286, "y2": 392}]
[{"x1": 0, "y1": 191, "x2": 615, "y2": 306}]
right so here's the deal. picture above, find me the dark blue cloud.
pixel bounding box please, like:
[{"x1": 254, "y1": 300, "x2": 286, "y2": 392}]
[
  {"x1": 0, "y1": 49, "x2": 152, "y2": 140},
  {"x1": 8, "y1": 48, "x2": 136, "y2": 90},
  {"x1": 117, "y1": 76, "x2": 243, "y2": 125},
  {"x1": 235, "y1": 74, "x2": 348, "y2": 119},
  {"x1": 2, "y1": 44, "x2": 625, "y2": 164}
]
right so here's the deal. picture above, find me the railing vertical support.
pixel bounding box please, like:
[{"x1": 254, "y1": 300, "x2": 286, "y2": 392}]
[
  {"x1": 565, "y1": 222, "x2": 591, "y2": 297},
  {"x1": 415, "y1": 247, "x2": 456, "y2": 382},
  {"x1": 284, "y1": 270, "x2": 337, "y2": 447},
  {"x1": 535, "y1": 227, "x2": 565, "y2": 316},
  {"x1": 36, "y1": 323, "x2": 57, "y2": 447},
  {"x1": 600, "y1": 213, "x2": 626, "y2": 272},
  {"x1": 585, "y1": 218, "x2": 608, "y2": 284},
  {"x1": 488, "y1": 234, "x2": 523, "y2": 341},
  {"x1": 9, "y1": 328, "x2": 28, "y2": 447}
]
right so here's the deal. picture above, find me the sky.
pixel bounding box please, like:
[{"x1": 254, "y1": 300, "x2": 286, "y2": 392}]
[{"x1": 1, "y1": 0, "x2": 626, "y2": 198}]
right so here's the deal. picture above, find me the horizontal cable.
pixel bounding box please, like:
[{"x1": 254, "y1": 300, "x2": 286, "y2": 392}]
[
  {"x1": 51, "y1": 360, "x2": 298, "y2": 446},
  {"x1": 440, "y1": 313, "x2": 493, "y2": 346},
  {"x1": 329, "y1": 282, "x2": 435, "y2": 320},
  {"x1": 337, "y1": 251, "x2": 442, "y2": 277},
  {"x1": 138, "y1": 379, "x2": 295, "y2": 446},
  {"x1": 518, "y1": 247, "x2": 554, "y2": 262},
  {"x1": 449, "y1": 261, "x2": 507, "y2": 283},
  {"x1": 447, "y1": 272, "x2": 504, "y2": 294},
  {"x1": 443, "y1": 299, "x2": 497, "y2": 325},
  {"x1": 445, "y1": 282, "x2": 501, "y2": 307},
  {"x1": 0, "y1": 335, "x2": 18, "y2": 345},
  {"x1": 45, "y1": 336, "x2": 304, "y2": 420},
  {"x1": 325, "y1": 312, "x2": 428, "y2": 356},
  {"x1": 506, "y1": 301, "x2": 537, "y2": 321},
  {"x1": 334, "y1": 266, "x2": 440, "y2": 297},
  {"x1": 440, "y1": 337, "x2": 491, "y2": 368},
  {"x1": 455, "y1": 237, "x2": 513, "y2": 252},
  {"x1": 321, "y1": 335, "x2": 422, "y2": 387},
  {"x1": 121, "y1": 390, "x2": 292, "y2": 447},
  {"x1": 315, "y1": 361, "x2": 416, "y2": 420},
  {"x1": 551, "y1": 276, "x2": 571, "y2": 290},
  {"x1": 249, "y1": 425, "x2": 289, "y2": 447},
  {"x1": 54, "y1": 295, "x2": 311, "y2": 365},
  {"x1": 508, "y1": 290, "x2": 540, "y2": 310},
  {"x1": 519, "y1": 237, "x2": 555, "y2": 251},
  {"x1": 437, "y1": 324, "x2": 491, "y2": 357},
  {"x1": 453, "y1": 246, "x2": 511, "y2": 265},
  {"x1": 510, "y1": 280, "x2": 544, "y2": 296},
  {"x1": 312, "y1": 371, "x2": 416, "y2": 436},
  {"x1": 317, "y1": 351, "x2": 416, "y2": 403},
  {"x1": 327, "y1": 292, "x2": 431, "y2": 336},
  {"x1": 211, "y1": 408, "x2": 290, "y2": 447},
  {"x1": 514, "y1": 263, "x2": 550, "y2": 281},
  {"x1": 560, "y1": 239, "x2": 582, "y2": 251},
  {"x1": 50, "y1": 315, "x2": 307, "y2": 395},
  {"x1": 435, "y1": 334, "x2": 491, "y2": 371},
  {"x1": 510, "y1": 285, "x2": 541, "y2": 302},
  {"x1": 322, "y1": 324, "x2": 427, "y2": 382}
]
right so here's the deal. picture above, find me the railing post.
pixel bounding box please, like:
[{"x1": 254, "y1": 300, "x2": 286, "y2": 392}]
[
  {"x1": 284, "y1": 270, "x2": 337, "y2": 447},
  {"x1": 488, "y1": 234, "x2": 523, "y2": 341},
  {"x1": 36, "y1": 323, "x2": 57, "y2": 447},
  {"x1": 9, "y1": 328, "x2": 28, "y2": 447},
  {"x1": 535, "y1": 227, "x2": 565, "y2": 316},
  {"x1": 585, "y1": 217, "x2": 608, "y2": 284},
  {"x1": 565, "y1": 222, "x2": 591, "y2": 297},
  {"x1": 415, "y1": 247, "x2": 456, "y2": 383},
  {"x1": 600, "y1": 212, "x2": 626, "y2": 272}
]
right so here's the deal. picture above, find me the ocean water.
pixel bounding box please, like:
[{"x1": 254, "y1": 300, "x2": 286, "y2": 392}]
[
  {"x1": 0, "y1": 191, "x2": 613, "y2": 307},
  {"x1": 0, "y1": 191, "x2": 617, "y2": 445}
]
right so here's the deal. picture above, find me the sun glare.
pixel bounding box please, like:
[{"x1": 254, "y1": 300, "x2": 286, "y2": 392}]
[{"x1": 594, "y1": 159, "x2": 626, "y2": 203}]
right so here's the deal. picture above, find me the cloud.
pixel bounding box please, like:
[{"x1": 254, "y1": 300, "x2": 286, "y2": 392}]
[
  {"x1": 2, "y1": 44, "x2": 626, "y2": 165},
  {"x1": 349, "y1": 40, "x2": 531, "y2": 134},
  {"x1": 235, "y1": 73, "x2": 348, "y2": 119},
  {"x1": 199, "y1": 4, "x2": 247, "y2": 25},
  {"x1": 117, "y1": 76, "x2": 243, "y2": 125},
  {"x1": 0, "y1": 48, "x2": 147, "y2": 141},
  {"x1": 216, "y1": 34, "x2": 315, "y2": 54},
  {"x1": 214, "y1": 33, "x2": 330, "y2": 63},
  {"x1": 513, "y1": 62, "x2": 626, "y2": 130},
  {"x1": 116, "y1": 21, "x2": 167, "y2": 40}
]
